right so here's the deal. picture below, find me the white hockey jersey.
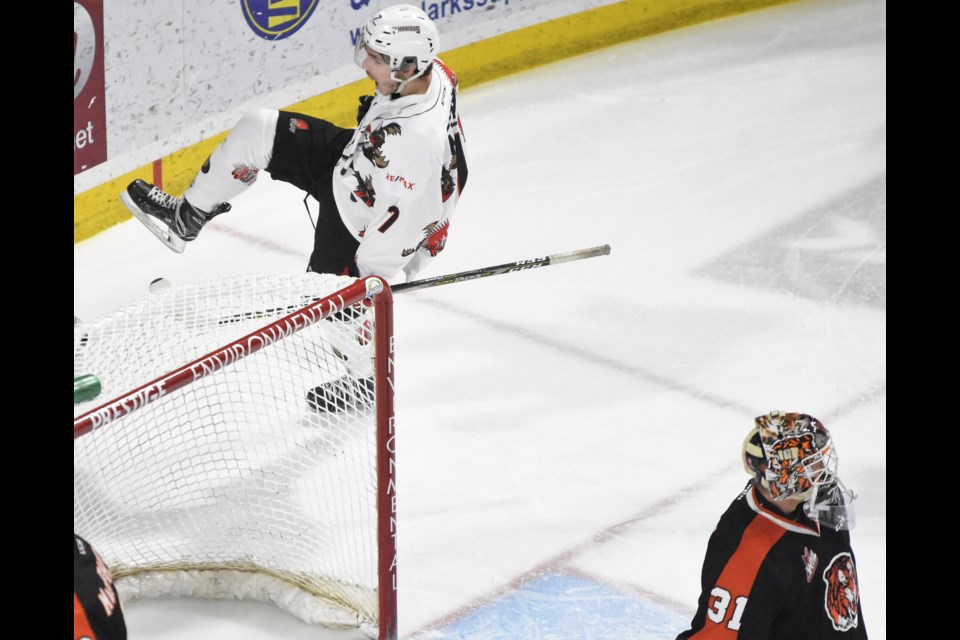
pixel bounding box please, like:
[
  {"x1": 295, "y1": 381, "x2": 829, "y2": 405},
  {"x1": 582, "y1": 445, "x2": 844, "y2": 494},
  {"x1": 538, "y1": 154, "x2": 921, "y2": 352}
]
[{"x1": 333, "y1": 58, "x2": 468, "y2": 282}]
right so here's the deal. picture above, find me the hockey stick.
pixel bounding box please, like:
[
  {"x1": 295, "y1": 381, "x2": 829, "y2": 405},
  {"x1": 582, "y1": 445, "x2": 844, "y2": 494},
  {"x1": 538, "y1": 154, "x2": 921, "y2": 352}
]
[
  {"x1": 153, "y1": 244, "x2": 611, "y2": 325},
  {"x1": 390, "y1": 244, "x2": 611, "y2": 293}
]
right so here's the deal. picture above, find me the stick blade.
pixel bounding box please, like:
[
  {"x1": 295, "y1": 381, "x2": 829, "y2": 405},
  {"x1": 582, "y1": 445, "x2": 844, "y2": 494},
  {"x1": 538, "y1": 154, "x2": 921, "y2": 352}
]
[{"x1": 549, "y1": 244, "x2": 611, "y2": 264}]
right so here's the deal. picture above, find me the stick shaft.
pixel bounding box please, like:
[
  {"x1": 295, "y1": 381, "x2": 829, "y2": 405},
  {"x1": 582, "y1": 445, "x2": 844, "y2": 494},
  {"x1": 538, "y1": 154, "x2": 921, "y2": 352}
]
[
  {"x1": 216, "y1": 244, "x2": 611, "y2": 324},
  {"x1": 392, "y1": 244, "x2": 611, "y2": 293}
]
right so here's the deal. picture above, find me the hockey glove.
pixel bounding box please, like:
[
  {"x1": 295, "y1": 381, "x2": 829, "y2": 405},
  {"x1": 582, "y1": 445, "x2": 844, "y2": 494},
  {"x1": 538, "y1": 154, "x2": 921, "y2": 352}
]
[
  {"x1": 357, "y1": 95, "x2": 374, "y2": 124},
  {"x1": 338, "y1": 260, "x2": 361, "y2": 279}
]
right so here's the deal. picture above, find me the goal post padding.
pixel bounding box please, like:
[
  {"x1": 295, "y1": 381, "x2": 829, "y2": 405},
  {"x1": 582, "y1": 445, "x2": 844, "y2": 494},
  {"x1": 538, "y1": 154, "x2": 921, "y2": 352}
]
[{"x1": 73, "y1": 273, "x2": 396, "y2": 640}]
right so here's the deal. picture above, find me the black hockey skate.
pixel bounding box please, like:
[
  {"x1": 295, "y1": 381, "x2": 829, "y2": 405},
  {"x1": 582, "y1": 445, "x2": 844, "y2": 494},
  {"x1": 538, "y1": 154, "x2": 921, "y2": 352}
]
[
  {"x1": 120, "y1": 179, "x2": 230, "y2": 253},
  {"x1": 306, "y1": 376, "x2": 376, "y2": 413}
]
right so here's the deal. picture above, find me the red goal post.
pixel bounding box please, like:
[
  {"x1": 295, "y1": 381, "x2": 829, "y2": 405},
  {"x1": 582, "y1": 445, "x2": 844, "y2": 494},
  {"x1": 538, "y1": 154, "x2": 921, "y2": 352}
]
[{"x1": 73, "y1": 273, "x2": 397, "y2": 640}]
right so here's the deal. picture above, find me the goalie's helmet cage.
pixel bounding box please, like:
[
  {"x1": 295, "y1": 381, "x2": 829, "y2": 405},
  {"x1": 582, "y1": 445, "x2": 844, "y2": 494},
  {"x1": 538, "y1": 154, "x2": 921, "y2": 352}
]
[
  {"x1": 742, "y1": 410, "x2": 838, "y2": 501},
  {"x1": 354, "y1": 4, "x2": 439, "y2": 85}
]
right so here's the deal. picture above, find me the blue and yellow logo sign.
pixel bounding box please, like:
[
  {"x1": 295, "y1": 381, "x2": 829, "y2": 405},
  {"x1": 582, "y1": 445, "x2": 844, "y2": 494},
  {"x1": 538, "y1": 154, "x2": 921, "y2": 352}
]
[{"x1": 242, "y1": 0, "x2": 320, "y2": 41}]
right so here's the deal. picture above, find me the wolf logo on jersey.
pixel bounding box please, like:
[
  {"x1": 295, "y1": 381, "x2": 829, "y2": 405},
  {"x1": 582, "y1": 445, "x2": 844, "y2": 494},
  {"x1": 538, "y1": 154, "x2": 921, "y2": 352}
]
[
  {"x1": 823, "y1": 552, "x2": 860, "y2": 631},
  {"x1": 351, "y1": 171, "x2": 376, "y2": 207},
  {"x1": 362, "y1": 122, "x2": 402, "y2": 168},
  {"x1": 440, "y1": 164, "x2": 455, "y2": 202},
  {"x1": 401, "y1": 219, "x2": 449, "y2": 257}
]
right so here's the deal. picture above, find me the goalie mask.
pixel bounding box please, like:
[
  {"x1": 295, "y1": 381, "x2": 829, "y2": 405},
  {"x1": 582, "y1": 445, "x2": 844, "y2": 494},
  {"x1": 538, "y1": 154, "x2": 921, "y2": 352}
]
[
  {"x1": 354, "y1": 4, "x2": 439, "y2": 93},
  {"x1": 743, "y1": 410, "x2": 857, "y2": 530}
]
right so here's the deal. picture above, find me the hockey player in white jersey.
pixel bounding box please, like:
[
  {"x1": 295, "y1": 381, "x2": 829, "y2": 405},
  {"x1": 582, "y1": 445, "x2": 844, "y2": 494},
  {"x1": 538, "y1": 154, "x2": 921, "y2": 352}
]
[
  {"x1": 121, "y1": 3, "x2": 468, "y2": 283},
  {"x1": 121, "y1": 4, "x2": 468, "y2": 411}
]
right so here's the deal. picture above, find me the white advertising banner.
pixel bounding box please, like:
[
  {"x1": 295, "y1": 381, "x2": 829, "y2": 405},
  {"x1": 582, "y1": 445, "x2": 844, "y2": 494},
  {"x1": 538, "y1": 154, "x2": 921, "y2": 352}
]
[{"x1": 77, "y1": 0, "x2": 618, "y2": 192}]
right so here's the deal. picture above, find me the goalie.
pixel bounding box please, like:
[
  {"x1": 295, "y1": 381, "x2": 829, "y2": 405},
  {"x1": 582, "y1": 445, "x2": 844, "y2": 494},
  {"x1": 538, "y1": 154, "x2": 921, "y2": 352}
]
[
  {"x1": 74, "y1": 534, "x2": 126, "y2": 640},
  {"x1": 676, "y1": 411, "x2": 867, "y2": 639}
]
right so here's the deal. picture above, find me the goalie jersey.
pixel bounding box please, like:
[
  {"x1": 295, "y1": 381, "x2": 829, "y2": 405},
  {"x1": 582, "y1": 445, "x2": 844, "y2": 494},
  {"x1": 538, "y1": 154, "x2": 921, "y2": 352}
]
[
  {"x1": 676, "y1": 483, "x2": 867, "y2": 639},
  {"x1": 74, "y1": 534, "x2": 126, "y2": 640}
]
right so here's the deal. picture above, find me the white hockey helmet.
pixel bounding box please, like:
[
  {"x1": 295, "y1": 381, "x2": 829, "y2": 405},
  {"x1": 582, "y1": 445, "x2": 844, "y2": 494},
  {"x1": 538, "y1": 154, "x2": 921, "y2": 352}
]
[{"x1": 354, "y1": 4, "x2": 439, "y2": 90}]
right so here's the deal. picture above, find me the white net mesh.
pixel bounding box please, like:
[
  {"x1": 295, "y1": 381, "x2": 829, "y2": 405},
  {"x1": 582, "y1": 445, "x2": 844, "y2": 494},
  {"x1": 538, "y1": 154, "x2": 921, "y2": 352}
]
[{"x1": 74, "y1": 273, "x2": 394, "y2": 638}]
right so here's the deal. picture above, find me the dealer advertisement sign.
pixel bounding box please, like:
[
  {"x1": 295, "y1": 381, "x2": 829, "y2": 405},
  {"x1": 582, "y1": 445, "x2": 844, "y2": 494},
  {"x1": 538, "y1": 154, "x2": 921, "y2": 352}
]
[{"x1": 74, "y1": 0, "x2": 107, "y2": 175}]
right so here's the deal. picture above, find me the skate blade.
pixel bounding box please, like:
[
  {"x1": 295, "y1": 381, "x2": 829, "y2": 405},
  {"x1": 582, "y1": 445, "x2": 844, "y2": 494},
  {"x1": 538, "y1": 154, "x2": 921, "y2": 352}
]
[{"x1": 120, "y1": 190, "x2": 187, "y2": 254}]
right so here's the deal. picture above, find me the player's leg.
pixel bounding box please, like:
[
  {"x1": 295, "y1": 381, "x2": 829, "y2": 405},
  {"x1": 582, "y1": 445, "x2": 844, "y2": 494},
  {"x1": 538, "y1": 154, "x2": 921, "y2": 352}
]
[
  {"x1": 121, "y1": 108, "x2": 280, "y2": 251},
  {"x1": 264, "y1": 111, "x2": 360, "y2": 276},
  {"x1": 303, "y1": 196, "x2": 374, "y2": 412},
  {"x1": 182, "y1": 108, "x2": 280, "y2": 210},
  {"x1": 259, "y1": 112, "x2": 373, "y2": 413}
]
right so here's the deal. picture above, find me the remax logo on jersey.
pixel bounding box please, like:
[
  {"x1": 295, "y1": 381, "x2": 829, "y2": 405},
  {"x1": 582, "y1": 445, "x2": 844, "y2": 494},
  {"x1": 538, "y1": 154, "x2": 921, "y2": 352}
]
[
  {"x1": 385, "y1": 173, "x2": 416, "y2": 190},
  {"x1": 242, "y1": 0, "x2": 320, "y2": 41}
]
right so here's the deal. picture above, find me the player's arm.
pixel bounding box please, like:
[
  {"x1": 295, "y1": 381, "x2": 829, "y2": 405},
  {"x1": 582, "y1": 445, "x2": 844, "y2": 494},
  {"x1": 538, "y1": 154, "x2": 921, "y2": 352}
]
[{"x1": 678, "y1": 523, "x2": 779, "y2": 639}]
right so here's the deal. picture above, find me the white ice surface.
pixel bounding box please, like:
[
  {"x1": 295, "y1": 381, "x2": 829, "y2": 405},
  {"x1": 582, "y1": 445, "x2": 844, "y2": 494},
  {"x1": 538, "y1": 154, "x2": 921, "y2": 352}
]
[{"x1": 74, "y1": 0, "x2": 886, "y2": 637}]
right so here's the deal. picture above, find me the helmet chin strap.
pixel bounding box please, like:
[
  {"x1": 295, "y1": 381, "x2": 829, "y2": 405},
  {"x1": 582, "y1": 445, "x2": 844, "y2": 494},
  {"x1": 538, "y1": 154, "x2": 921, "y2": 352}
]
[
  {"x1": 388, "y1": 66, "x2": 426, "y2": 96},
  {"x1": 388, "y1": 72, "x2": 409, "y2": 96}
]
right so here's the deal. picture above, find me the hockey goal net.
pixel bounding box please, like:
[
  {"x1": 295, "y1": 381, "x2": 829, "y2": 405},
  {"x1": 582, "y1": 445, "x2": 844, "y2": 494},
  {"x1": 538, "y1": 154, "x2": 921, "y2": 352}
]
[{"x1": 73, "y1": 273, "x2": 397, "y2": 639}]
